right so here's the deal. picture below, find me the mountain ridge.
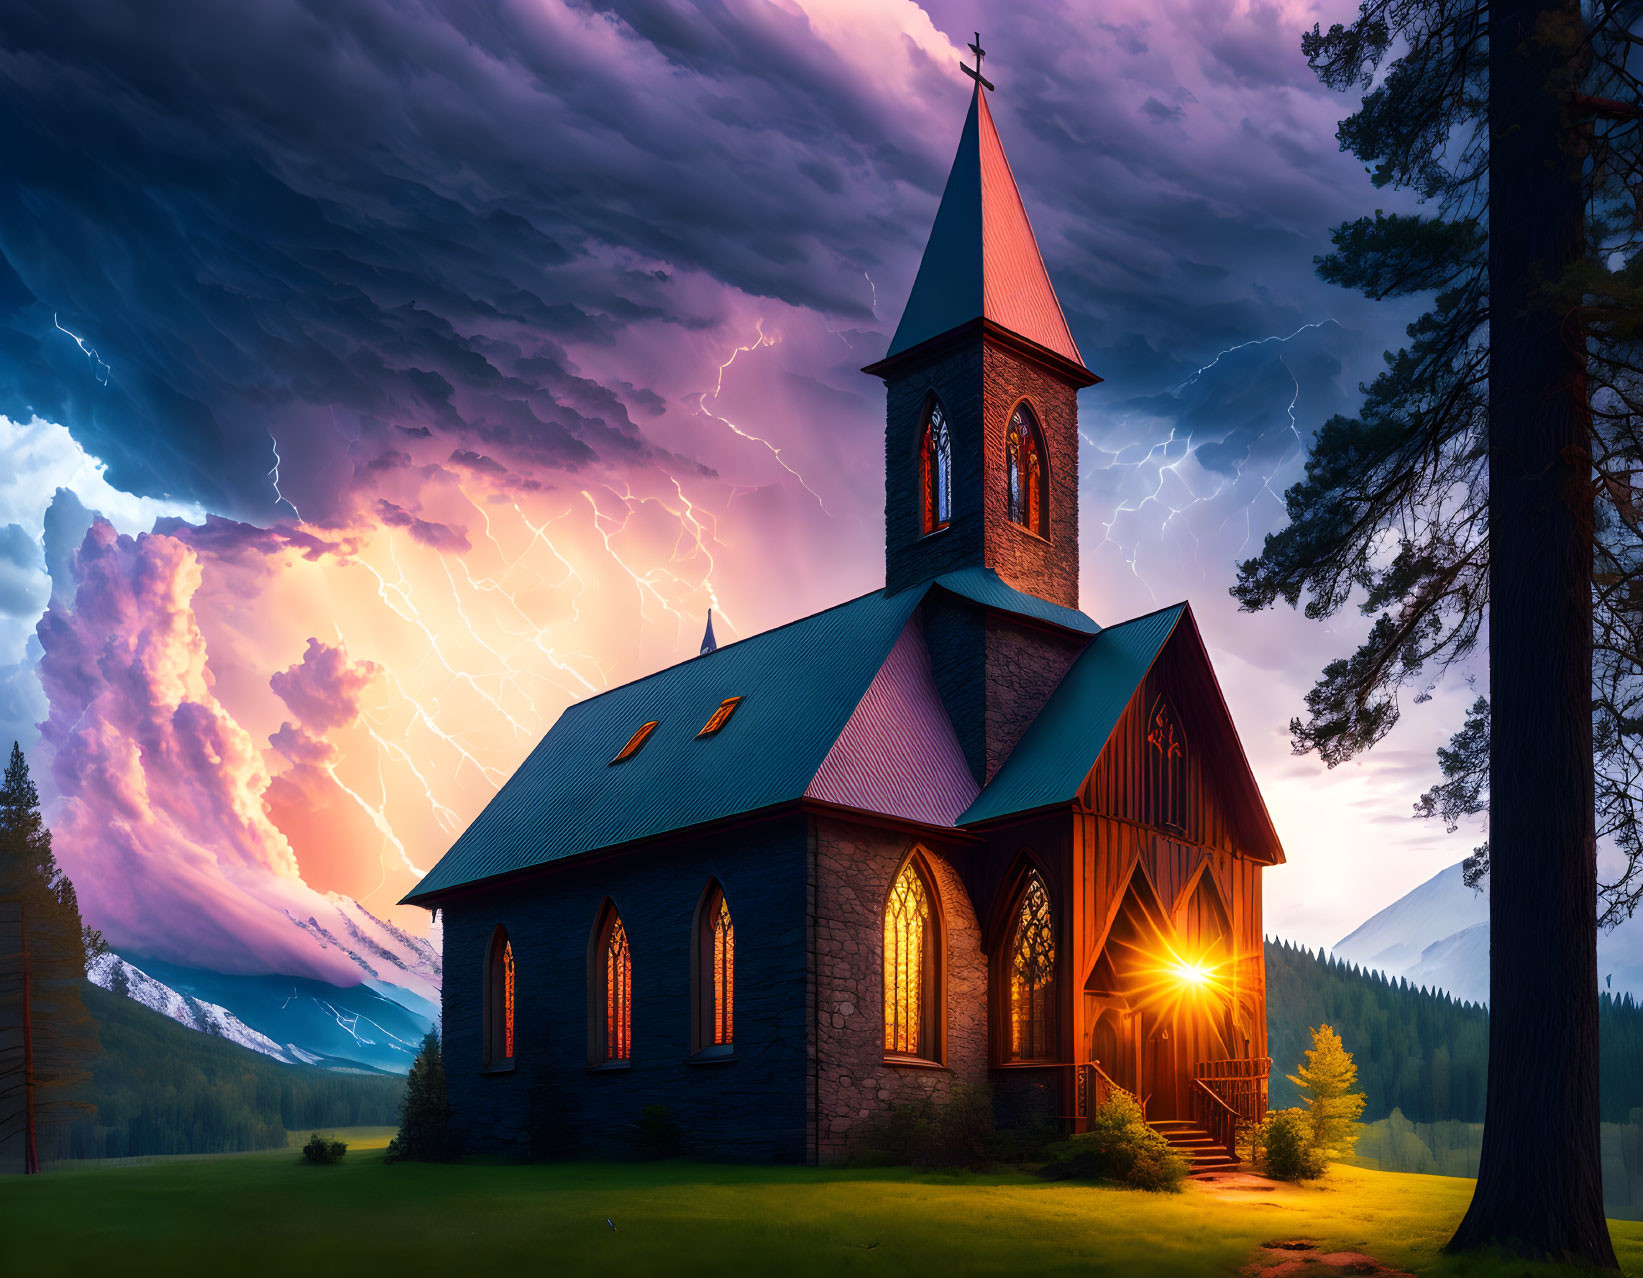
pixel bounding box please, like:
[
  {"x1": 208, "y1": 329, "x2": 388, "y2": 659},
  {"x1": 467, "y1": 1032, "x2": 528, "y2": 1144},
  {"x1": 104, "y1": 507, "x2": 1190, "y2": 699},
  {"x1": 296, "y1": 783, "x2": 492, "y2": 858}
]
[{"x1": 1332, "y1": 859, "x2": 1643, "y2": 1004}]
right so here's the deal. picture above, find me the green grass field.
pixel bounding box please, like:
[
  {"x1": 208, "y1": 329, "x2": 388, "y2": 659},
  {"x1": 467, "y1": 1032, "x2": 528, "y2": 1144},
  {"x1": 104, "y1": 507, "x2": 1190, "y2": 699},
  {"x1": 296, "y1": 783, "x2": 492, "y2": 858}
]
[{"x1": 3, "y1": 1130, "x2": 1641, "y2": 1277}]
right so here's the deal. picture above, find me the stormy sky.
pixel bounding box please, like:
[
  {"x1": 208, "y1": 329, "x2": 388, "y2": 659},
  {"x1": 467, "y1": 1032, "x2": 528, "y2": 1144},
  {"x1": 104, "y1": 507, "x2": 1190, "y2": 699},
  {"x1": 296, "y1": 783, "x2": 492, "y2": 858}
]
[{"x1": 0, "y1": 0, "x2": 1482, "y2": 981}]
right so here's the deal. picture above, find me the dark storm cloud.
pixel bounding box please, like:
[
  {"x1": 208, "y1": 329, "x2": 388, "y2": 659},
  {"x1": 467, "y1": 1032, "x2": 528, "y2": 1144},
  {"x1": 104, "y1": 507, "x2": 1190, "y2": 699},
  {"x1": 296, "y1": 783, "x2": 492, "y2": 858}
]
[
  {"x1": 0, "y1": 0, "x2": 1411, "y2": 538},
  {"x1": 373, "y1": 499, "x2": 470, "y2": 553}
]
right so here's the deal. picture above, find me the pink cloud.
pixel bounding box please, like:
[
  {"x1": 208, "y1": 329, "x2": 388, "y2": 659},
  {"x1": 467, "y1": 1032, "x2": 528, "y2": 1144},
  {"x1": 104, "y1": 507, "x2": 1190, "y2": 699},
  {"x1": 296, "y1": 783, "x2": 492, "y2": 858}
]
[
  {"x1": 34, "y1": 520, "x2": 362, "y2": 983},
  {"x1": 269, "y1": 638, "x2": 382, "y2": 734}
]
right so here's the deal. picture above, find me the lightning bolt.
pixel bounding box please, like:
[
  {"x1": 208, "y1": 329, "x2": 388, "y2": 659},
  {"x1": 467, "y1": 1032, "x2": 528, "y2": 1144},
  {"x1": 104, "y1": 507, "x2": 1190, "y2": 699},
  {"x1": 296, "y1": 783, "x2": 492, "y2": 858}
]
[
  {"x1": 382, "y1": 678, "x2": 509, "y2": 788},
  {"x1": 321, "y1": 757, "x2": 426, "y2": 878},
  {"x1": 312, "y1": 999, "x2": 422, "y2": 1051},
  {"x1": 53, "y1": 313, "x2": 110, "y2": 386},
  {"x1": 366, "y1": 726, "x2": 462, "y2": 834},
  {"x1": 352, "y1": 540, "x2": 532, "y2": 740},
  {"x1": 695, "y1": 322, "x2": 832, "y2": 514},
  {"x1": 1086, "y1": 320, "x2": 1338, "y2": 589},
  {"x1": 268, "y1": 432, "x2": 301, "y2": 520},
  {"x1": 1173, "y1": 320, "x2": 1339, "y2": 392}
]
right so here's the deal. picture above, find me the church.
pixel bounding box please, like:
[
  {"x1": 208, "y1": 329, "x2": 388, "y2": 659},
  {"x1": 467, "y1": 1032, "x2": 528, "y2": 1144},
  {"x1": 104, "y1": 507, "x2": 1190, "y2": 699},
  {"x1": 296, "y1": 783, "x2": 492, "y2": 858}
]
[{"x1": 404, "y1": 61, "x2": 1284, "y2": 1168}]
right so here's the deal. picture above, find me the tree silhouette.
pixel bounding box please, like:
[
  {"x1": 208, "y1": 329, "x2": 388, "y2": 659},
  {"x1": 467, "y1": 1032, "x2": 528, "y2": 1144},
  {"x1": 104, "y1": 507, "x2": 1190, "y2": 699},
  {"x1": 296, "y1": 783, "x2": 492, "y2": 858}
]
[
  {"x1": 1236, "y1": 0, "x2": 1642, "y2": 1263},
  {"x1": 0, "y1": 742, "x2": 101, "y2": 1172}
]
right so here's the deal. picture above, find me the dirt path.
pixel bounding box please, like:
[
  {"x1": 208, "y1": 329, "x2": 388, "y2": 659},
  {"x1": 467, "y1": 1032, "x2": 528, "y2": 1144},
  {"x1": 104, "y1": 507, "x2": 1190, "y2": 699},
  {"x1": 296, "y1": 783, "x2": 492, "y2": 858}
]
[{"x1": 1240, "y1": 1237, "x2": 1416, "y2": 1277}]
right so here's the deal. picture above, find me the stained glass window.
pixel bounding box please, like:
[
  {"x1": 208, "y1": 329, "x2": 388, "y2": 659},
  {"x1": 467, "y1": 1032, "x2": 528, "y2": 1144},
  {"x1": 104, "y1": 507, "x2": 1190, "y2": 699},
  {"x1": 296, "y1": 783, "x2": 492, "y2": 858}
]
[
  {"x1": 503, "y1": 941, "x2": 515, "y2": 1059},
  {"x1": 884, "y1": 860, "x2": 934, "y2": 1057},
  {"x1": 1007, "y1": 873, "x2": 1055, "y2": 1061},
  {"x1": 1006, "y1": 405, "x2": 1044, "y2": 533},
  {"x1": 711, "y1": 893, "x2": 734, "y2": 1045},
  {"x1": 1146, "y1": 696, "x2": 1186, "y2": 831},
  {"x1": 485, "y1": 927, "x2": 514, "y2": 1067},
  {"x1": 920, "y1": 405, "x2": 952, "y2": 533},
  {"x1": 602, "y1": 913, "x2": 632, "y2": 1061}
]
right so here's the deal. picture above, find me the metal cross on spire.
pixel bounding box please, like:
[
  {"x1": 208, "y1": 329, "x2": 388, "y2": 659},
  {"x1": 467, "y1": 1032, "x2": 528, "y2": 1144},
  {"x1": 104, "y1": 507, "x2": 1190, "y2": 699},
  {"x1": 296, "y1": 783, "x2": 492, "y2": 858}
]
[{"x1": 961, "y1": 31, "x2": 994, "y2": 92}]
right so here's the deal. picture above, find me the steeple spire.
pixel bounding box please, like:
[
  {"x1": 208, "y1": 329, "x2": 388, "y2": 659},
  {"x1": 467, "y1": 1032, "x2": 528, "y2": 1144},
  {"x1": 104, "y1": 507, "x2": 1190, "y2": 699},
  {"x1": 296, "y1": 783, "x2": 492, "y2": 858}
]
[
  {"x1": 699, "y1": 609, "x2": 718, "y2": 655},
  {"x1": 865, "y1": 65, "x2": 1093, "y2": 385}
]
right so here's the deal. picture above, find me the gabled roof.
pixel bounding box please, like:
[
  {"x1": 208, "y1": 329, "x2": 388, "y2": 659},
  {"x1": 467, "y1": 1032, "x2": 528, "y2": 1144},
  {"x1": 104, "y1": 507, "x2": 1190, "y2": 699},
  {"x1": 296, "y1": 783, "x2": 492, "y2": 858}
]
[
  {"x1": 403, "y1": 570, "x2": 1097, "y2": 904},
  {"x1": 807, "y1": 616, "x2": 979, "y2": 826},
  {"x1": 960, "y1": 604, "x2": 1184, "y2": 827},
  {"x1": 959, "y1": 601, "x2": 1287, "y2": 865},
  {"x1": 882, "y1": 85, "x2": 1089, "y2": 374},
  {"x1": 402, "y1": 589, "x2": 920, "y2": 904}
]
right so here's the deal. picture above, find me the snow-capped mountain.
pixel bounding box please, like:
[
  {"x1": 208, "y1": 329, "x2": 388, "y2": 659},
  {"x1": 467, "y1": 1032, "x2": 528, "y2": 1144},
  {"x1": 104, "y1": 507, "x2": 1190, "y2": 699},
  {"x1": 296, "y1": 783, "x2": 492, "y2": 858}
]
[
  {"x1": 286, "y1": 893, "x2": 443, "y2": 1006},
  {"x1": 88, "y1": 892, "x2": 441, "y2": 1073},
  {"x1": 1332, "y1": 860, "x2": 1643, "y2": 1004},
  {"x1": 115, "y1": 953, "x2": 437, "y2": 1073},
  {"x1": 89, "y1": 952, "x2": 323, "y2": 1066}
]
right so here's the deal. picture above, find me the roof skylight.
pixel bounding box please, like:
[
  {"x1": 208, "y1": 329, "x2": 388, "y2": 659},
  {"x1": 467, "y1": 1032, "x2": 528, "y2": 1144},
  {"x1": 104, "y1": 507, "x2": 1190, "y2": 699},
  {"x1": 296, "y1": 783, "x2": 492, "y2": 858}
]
[
  {"x1": 697, "y1": 696, "x2": 743, "y2": 738},
  {"x1": 611, "y1": 720, "x2": 659, "y2": 763}
]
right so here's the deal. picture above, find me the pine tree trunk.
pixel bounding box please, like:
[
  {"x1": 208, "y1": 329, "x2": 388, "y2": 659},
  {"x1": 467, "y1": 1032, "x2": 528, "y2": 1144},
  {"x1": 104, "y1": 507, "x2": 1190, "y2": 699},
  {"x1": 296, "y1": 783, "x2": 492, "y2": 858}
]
[
  {"x1": 1447, "y1": 0, "x2": 1614, "y2": 1262},
  {"x1": 21, "y1": 903, "x2": 38, "y2": 1176}
]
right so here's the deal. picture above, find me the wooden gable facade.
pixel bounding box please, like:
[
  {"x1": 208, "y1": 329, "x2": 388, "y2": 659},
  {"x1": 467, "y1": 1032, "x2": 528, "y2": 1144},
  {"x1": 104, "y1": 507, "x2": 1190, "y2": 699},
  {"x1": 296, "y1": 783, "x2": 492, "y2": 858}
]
[{"x1": 963, "y1": 609, "x2": 1280, "y2": 1137}]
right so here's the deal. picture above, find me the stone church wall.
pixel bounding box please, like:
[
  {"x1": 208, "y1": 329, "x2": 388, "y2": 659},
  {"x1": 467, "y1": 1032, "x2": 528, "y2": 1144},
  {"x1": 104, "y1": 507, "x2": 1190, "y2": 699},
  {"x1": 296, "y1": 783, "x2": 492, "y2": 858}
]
[
  {"x1": 810, "y1": 816, "x2": 988, "y2": 1163},
  {"x1": 882, "y1": 339, "x2": 988, "y2": 596},
  {"x1": 442, "y1": 815, "x2": 810, "y2": 1162},
  {"x1": 978, "y1": 340, "x2": 1081, "y2": 609}
]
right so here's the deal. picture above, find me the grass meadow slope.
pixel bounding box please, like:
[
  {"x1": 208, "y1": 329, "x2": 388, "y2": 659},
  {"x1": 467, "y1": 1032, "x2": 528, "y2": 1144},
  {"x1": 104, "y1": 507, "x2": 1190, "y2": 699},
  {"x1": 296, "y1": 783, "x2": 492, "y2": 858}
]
[{"x1": 2, "y1": 1131, "x2": 1641, "y2": 1278}]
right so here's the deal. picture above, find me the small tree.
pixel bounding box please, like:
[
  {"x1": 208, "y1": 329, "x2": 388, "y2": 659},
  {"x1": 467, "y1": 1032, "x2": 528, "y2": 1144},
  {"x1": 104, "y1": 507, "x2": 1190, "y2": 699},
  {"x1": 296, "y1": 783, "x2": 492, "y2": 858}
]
[
  {"x1": 0, "y1": 742, "x2": 101, "y2": 1172},
  {"x1": 1288, "y1": 1024, "x2": 1366, "y2": 1160},
  {"x1": 1249, "y1": 1108, "x2": 1328, "y2": 1181},
  {"x1": 385, "y1": 1031, "x2": 453, "y2": 1162},
  {"x1": 302, "y1": 1133, "x2": 348, "y2": 1164}
]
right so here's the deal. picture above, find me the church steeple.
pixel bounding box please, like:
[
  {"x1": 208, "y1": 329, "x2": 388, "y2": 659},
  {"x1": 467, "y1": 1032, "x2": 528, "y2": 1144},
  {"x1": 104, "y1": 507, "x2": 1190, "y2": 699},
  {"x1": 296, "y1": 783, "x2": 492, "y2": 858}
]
[
  {"x1": 880, "y1": 83, "x2": 1091, "y2": 379},
  {"x1": 865, "y1": 64, "x2": 1098, "y2": 610}
]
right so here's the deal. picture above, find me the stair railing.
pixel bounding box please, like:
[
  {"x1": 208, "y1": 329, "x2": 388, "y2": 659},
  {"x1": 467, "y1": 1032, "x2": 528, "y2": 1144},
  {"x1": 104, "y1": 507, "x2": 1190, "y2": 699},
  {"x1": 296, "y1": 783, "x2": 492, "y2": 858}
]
[
  {"x1": 1190, "y1": 1056, "x2": 1270, "y2": 1122},
  {"x1": 1077, "y1": 1060, "x2": 1144, "y2": 1122},
  {"x1": 1188, "y1": 1077, "x2": 1243, "y2": 1161}
]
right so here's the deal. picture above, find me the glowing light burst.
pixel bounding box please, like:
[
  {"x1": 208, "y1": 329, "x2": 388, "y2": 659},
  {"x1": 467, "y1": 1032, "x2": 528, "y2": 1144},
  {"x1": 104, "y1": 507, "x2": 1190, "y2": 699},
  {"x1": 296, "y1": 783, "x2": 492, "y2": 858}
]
[
  {"x1": 53, "y1": 313, "x2": 111, "y2": 386},
  {"x1": 1084, "y1": 320, "x2": 1338, "y2": 594},
  {"x1": 1114, "y1": 936, "x2": 1234, "y2": 1017},
  {"x1": 694, "y1": 322, "x2": 832, "y2": 514}
]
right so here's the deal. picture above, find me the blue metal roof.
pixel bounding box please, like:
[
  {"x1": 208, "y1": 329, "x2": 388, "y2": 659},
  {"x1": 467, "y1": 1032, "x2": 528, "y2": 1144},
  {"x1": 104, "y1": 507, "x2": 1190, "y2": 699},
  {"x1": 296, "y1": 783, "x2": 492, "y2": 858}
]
[
  {"x1": 929, "y1": 566, "x2": 1099, "y2": 635},
  {"x1": 404, "y1": 588, "x2": 923, "y2": 903},
  {"x1": 958, "y1": 604, "x2": 1184, "y2": 826},
  {"x1": 405, "y1": 573, "x2": 1119, "y2": 903}
]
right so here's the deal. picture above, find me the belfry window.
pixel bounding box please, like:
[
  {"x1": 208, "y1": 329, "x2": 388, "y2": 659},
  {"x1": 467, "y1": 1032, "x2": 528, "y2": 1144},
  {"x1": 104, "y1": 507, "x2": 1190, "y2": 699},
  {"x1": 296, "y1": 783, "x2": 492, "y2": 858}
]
[
  {"x1": 484, "y1": 926, "x2": 515, "y2": 1068},
  {"x1": 919, "y1": 404, "x2": 952, "y2": 534},
  {"x1": 1006, "y1": 404, "x2": 1045, "y2": 535},
  {"x1": 1005, "y1": 873, "x2": 1056, "y2": 1061},
  {"x1": 696, "y1": 883, "x2": 734, "y2": 1050},
  {"x1": 594, "y1": 907, "x2": 632, "y2": 1062},
  {"x1": 1145, "y1": 695, "x2": 1187, "y2": 832},
  {"x1": 884, "y1": 855, "x2": 940, "y2": 1060}
]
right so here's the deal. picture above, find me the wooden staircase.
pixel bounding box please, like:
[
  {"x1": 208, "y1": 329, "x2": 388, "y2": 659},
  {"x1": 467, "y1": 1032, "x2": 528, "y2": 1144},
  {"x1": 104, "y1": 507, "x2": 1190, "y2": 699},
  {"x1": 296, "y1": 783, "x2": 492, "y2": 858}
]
[{"x1": 1149, "y1": 1119, "x2": 1239, "y2": 1177}]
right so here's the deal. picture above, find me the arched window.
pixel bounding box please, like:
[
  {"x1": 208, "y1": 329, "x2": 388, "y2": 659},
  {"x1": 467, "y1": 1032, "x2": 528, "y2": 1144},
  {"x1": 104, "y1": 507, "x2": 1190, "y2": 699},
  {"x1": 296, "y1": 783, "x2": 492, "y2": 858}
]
[
  {"x1": 919, "y1": 403, "x2": 952, "y2": 534},
  {"x1": 1006, "y1": 404, "x2": 1045, "y2": 534},
  {"x1": 593, "y1": 906, "x2": 632, "y2": 1063},
  {"x1": 1145, "y1": 695, "x2": 1187, "y2": 832},
  {"x1": 1006, "y1": 872, "x2": 1056, "y2": 1061},
  {"x1": 884, "y1": 854, "x2": 940, "y2": 1060},
  {"x1": 695, "y1": 883, "x2": 735, "y2": 1050},
  {"x1": 484, "y1": 926, "x2": 515, "y2": 1068}
]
